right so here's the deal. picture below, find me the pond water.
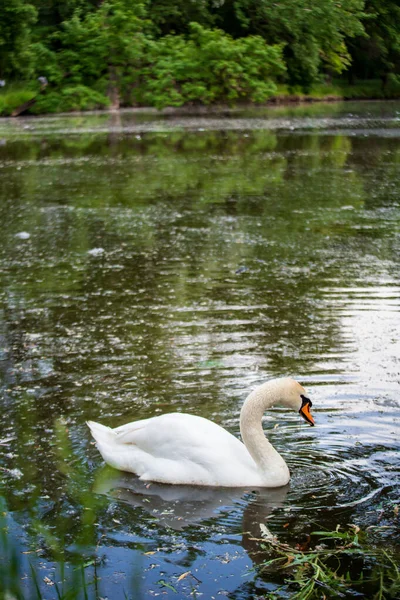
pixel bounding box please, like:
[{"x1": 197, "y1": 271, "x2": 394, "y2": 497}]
[{"x1": 0, "y1": 101, "x2": 399, "y2": 599}]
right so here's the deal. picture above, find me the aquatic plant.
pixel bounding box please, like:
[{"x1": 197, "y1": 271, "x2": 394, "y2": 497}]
[{"x1": 256, "y1": 523, "x2": 400, "y2": 599}]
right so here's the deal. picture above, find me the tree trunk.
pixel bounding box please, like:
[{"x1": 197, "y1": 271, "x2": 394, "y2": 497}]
[{"x1": 108, "y1": 65, "x2": 120, "y2": 111}]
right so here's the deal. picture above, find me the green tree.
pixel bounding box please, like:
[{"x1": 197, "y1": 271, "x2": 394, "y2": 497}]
[
  {"x1": 218, "y1": 0, "x2": 366, "y2": 89},
  {"x1": 148, "y1": 0, "x2": 215, "y2": 35},
  {"x1": 57, "y1": 0, "x2": 148, "y2": 107},
  {"x1": 31, "y1": 0, "x2": 97, "y2": 33},
  {"x1": 0, "y1": 0, "x2": 37, "y2": 79},
  {"x1": 348, "y1": 0, "x2": 400, "y2": 84},
  {"x1": 141, "y1": 23, "x2": 286, "y2": 108}
]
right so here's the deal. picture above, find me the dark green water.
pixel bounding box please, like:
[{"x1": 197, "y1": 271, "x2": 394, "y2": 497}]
[{"x1": 0, "y1": 101, "x2": 399, "y2": 598}]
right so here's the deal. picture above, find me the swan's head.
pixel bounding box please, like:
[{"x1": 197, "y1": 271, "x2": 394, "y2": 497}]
[{"x1": 273, "y1": 378, "x2": 315, "y2": 426}]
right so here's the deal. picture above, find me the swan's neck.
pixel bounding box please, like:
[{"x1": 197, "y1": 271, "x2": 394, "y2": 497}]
[{"x1": 240, "y1": 382, "x2": 290, "y2": 486}]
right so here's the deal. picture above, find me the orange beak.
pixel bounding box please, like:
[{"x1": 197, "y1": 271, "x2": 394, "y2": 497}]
[{"x1": 299, "y1": 396, "x2": 315, "y2": 426}]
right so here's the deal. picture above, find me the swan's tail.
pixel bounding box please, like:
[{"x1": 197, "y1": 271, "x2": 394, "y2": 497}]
[
  {"x1": 87, "y1": 421, "x2": 122, "y2": 468},
  {"x1": 86, "y1": 421, "x2": 122, "y2": 466},
  {"x1": 87, "y1": 420, "x2": 117, "y2": 446},
  {"x1": 87, "y1": 420, "x2": 141, "y2": 475}
]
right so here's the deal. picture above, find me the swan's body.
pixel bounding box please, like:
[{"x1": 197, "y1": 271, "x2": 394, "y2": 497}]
[
  {"x1": 89, "y1": 412, "x2": 275, "y2": 487},
  {"x1": 87, "y1": 378, "x2": 314, "y2": 488}
]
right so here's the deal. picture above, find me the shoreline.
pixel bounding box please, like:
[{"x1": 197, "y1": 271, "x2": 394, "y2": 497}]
[{"x1": 1, "y1": 94, "x2": 400, "y2": 120}]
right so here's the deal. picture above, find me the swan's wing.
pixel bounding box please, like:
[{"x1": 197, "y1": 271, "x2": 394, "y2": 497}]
[
  {"x1": 112, "y1": 413, "x2": 243, "y2": 457},
  {"x1": 88, "y1": 413, "x2": 260, "y2": 486},
  {"x1": 113, "y1": 417, "x2": 154, "y2": 440}
]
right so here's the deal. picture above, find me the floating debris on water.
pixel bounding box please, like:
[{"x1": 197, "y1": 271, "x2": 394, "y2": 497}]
[
  {"x1": 0, "y1": 467, "x2": 23, "y2": 479},
  {"x1": 235, "y1": 265, "x2": 248, "y2": 274},
  {"x1": 88, "y1": 247, "x2": 105, "y2": 256}
]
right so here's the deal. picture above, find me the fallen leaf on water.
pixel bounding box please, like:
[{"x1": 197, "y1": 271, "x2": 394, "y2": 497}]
[
  {"x1": 0, "y1": 437, "x2": 15, "y2": 445},
  {"x1": 295, "y1": 534, "x2": 311, "y2": 551},
  {"x1": 157, "y1": 580, "x2": 177, "y2": 593},
  {"x1": 177, "y1": 571, "x2": 191, "y2": 582},
  {"x1": 144, "y1": 551, "x2": 157, "y2": 556},
  {"x1": 0, "y1": 467, "x2": 23, "y2": 479}
]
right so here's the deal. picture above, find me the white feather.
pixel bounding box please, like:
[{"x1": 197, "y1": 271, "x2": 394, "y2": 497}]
[{"x1": 87, "y1": 377, "x2": 313, "y2": 487}]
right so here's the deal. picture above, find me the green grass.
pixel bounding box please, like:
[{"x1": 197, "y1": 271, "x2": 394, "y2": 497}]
[
  {"x1": 273, "y1": 78, "x2": 400, "y2": 101},
  {"x1": 0, "y1": 83, "x2": 109, "y2": 116},
  {"x1": 273, "y1": 83, "x2": 341, "y2": 99},
  {"x1": 0, "y1": 84, "x2": 37, "y2": 116},
  {"x1": 336, "y1": 77, "x2": 400, "y2": 99},
  {"x1": 2, "y1": 77, "x2": 400, "y2": 117}
]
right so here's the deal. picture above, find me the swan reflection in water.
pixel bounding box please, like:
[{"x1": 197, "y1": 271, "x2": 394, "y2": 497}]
[{"x1": 94, "y1": 467, "x2": 289, "y2": 561}]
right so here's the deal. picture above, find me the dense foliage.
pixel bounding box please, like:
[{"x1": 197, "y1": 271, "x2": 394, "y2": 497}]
[{"x1": 0, "y1": 0, "x2": 400, "y2": 112}]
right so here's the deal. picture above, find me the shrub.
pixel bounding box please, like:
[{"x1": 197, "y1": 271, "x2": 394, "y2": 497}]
[
  {"x1": 140, "y1": 23, "x2": 286, "y2": 109},
  {"x1": 30, "y1": 85, "x2": 110, "y2": 114}
]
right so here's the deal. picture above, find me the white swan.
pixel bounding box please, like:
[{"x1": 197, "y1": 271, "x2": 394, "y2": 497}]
[{"x1": 87, "y1": 377, "x2": 314, "y2": 488}]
